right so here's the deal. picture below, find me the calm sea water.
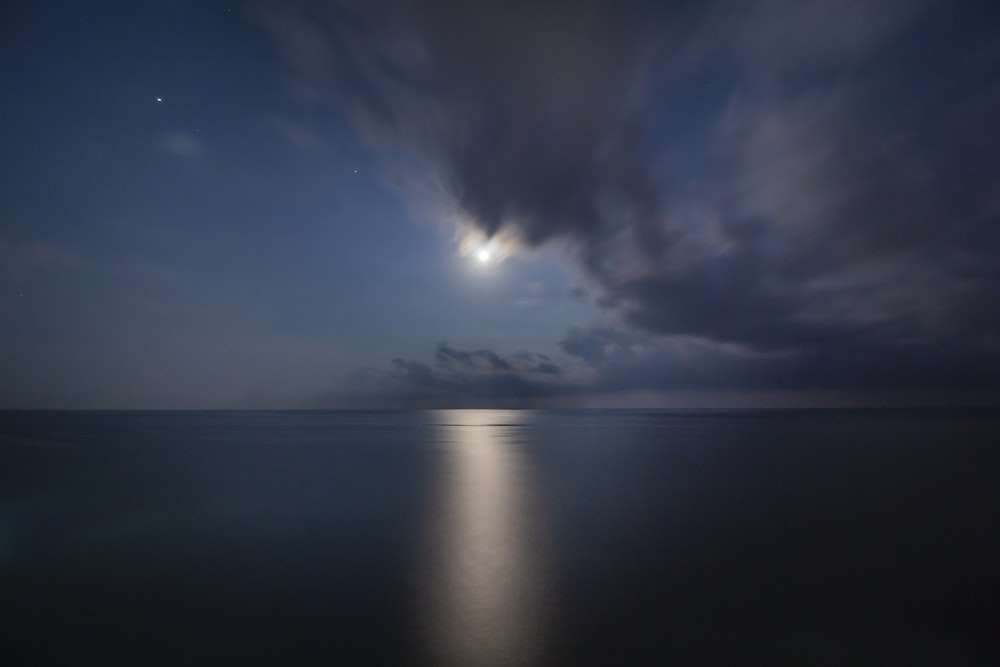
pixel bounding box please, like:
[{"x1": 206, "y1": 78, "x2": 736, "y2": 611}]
[{"x1": 3, "y1": 409, "x2": 999, "y2": 665}]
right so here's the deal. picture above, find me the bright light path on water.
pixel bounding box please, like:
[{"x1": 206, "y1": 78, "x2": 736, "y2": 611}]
[{"x1": 421, "y1": 410, "x2": 548, "y2": 666}]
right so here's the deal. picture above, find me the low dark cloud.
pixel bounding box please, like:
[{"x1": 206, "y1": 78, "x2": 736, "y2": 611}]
[
  {"x1": 377, "y1": 324, "x2": 1000, "y2": 407},
  {"x1": 385, "y1": 343, "x2": 578, "y2": 405},
  {"x1": 259, "y1": 0, "x2": 1000, "y2": 399},
  {"x1": 434, "y1": 342, "x2": 511, "y2": 371},
  {"x1": 560, "y1": 325, "x2": 1000, "y2": 395},
  {"x1": 559, "y1": 326, "x2": 639, "y2": 367},
  {"x1": 533, "y1": 362, "x2": 561, "y2": 376}
]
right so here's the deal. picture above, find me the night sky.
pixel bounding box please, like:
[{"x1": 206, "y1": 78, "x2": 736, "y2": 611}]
[{"x1": 2, "y1": 0, "x2": 999, "y2": 409}]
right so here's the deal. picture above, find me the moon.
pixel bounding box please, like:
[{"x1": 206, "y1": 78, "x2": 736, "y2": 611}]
[{"x1": 476, "y1": 249, "x2": 491, "y2": 262}]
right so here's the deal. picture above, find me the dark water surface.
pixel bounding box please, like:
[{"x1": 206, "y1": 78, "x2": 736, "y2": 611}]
[{"x1": 3, "y1": 409, "x2": 999, "y2": 665}]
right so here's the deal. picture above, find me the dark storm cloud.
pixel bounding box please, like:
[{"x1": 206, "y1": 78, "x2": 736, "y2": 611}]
[
  {"x1": 533, "y1": 361, "x2": 562, "y2": 376},
  {"x1": 558, "y1": 324, "x2": 1000, "y2": 395},
  {"x1": 559, "y1": 326, "x2": 640, "y2": 367},
  {"x1": 260, "y1": 0, "x2": 1000, "y2": 395},
  {"x1": 256, "y1": 0, "x2": 672, "y2": 265},
  {"x1": 388, "y1": 343, "x2": 576, "y2": 403},
  {"x1": 634, "y1": 78, "x2": 1000, "y2": 361},
  {"x1": 434, "y1": 342, "x2": 511, "y2": 371},
  {"x1": 378, "y1": 321, "x2": 1000, "y2": 406}
]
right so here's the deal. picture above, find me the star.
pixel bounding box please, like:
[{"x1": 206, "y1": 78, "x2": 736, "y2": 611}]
[{"x1": 155, "y1": 97, "x2": 163, "y2": 103}]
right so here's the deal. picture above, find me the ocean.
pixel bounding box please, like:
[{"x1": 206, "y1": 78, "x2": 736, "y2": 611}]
[{"x1": 3, "y1": 409, "x2": 999, "y2": 665}]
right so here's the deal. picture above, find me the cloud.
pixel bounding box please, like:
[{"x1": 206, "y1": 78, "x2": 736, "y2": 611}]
[
  {"x1": 559, "y1": 326, "x2": 640, "y2": 367},
  {"x1": 0, "y1": 238, "x2": 83, "y2": 281},
  {"x1": 381, "y1": 342, "x2": 579, "y2": 405},
  {"x1": 271, "y1": 118, "x2": 326, "y2": 150},
  {"x1": 556, "y1": 323, "x2": 1000, "y2": 396},
  {"x1": 434, "y1": 342, "x2": 511, "y2": 371},
  {"x1": 159, "y1": 131, "x2": 203, "y2": 158},
  {"x1": 730, "y1": 0, "x2": 927, "y2": 71},
  {"x1": 366, "y1": 323, "x2": 1000, "y2": 408},
  {"x1": 259, "y1": 0, "x2": 1000, "y2": 397},
  {"x1": 256, "y1": 0, "x2": 670, "y2": 262}
]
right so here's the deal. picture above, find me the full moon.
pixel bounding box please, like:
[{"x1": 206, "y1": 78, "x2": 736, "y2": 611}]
[{"x1": 476, "y1": 249, "x2": 491, "y2": 262}]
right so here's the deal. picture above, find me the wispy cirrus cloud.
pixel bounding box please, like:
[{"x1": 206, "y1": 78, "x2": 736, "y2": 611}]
[
  {"x1": 159, "y1": 131, "x2": 204, "y2": 158},
  {"x1": 271, "y1": 118, "x2": 326, "y2": 150},
  {"x1": 0, "y1": 238, "x2": 83, "y2": 280}
]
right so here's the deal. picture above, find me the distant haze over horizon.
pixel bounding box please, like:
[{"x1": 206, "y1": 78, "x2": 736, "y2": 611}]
[{"x1": 2, "y1": 1, "x2": 999, "y2": 409}]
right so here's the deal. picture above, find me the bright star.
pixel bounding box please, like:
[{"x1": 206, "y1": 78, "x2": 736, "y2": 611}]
[{"x1": 155, "y1": 97, "x2": 163, "y2": 103}]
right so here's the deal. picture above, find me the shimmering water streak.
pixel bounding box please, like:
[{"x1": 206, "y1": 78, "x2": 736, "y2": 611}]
[{"x1": 421, "y1": 410, "x2": 548, "y2": 666}]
